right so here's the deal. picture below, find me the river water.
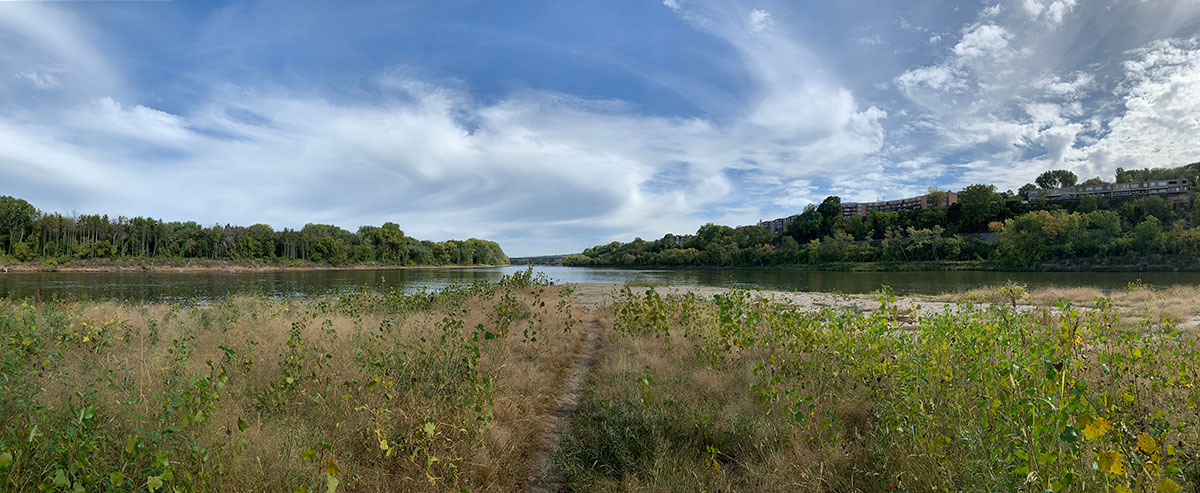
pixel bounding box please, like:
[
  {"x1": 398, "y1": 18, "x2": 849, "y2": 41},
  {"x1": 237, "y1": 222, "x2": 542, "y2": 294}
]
[{"x1": 1, "y1": 265, "x2": 1199, "y2": 303}]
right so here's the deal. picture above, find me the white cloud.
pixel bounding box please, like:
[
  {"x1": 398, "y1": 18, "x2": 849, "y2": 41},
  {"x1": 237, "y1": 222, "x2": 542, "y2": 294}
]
[
  {"x1": 1022, "y1": 0, "x2": 1045, "y2": 18},
  {"x1": 1083, "y1": 38, "x2": 1200, "y2": 173},
  {"x1": 15, "y1": 71, "x2": 60, "y2": 89},
  {"x1": 1023, "y1": 0, "x2": 1077, "y2": 26},
  {"x1": 857, "y1": 35, "x2": 884, "y2": 46},
  {"x1": 1025, "y1": 102, "x2": 1063, "y2": 126},
  {"x1": 0, "y1": 1, "x2": 896, "y2": 255},
  {"x1": 749, "y1": 9, "x2": 772, "y2": 33},
  {"x1": 773, "y1": 180, "x2": 816, "y2": 208},
  {"x1": 9, "y1": 0, "x2": 1200, "y2": 255},
  {"x1": 895, "y1": 65, "x2": 966, "y2": 93},
  {"x1": 0, "y1": 2, "x2": 118, "y2": 97},
  {"x1": 1032, "y1": 71, "x2": 1094, "y2": 97},
  {"x1": 953, "y1": 24, "x2": 1011, "y2": 60}
]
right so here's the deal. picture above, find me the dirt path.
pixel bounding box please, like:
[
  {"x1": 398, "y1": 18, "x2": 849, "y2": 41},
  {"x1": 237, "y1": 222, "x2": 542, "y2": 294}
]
[{"x1": 526, "y1": 311, "x2": 604, "y2": 492}]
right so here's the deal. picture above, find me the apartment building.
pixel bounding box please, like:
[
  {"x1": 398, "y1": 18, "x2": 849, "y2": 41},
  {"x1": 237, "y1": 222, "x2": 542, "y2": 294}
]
[
  {"x1": 840, "y1": 191, "x2": 958, "y2": 217},
  {"x1": 1026, "y1": 179, "x2": 1190, "y2": 202},
  {"x1": 758, "y1": 215, "x2": 800, "y2": 235}
]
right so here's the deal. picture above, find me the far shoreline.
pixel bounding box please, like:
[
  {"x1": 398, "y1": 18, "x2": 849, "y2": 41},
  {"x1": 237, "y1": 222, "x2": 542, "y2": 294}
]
[
  {"x1": 0, "y1": 259, "x2": 511, "y2": 274},
  {"x1": 555, "y1": 259, "x2": 1200, "y2": 273}
]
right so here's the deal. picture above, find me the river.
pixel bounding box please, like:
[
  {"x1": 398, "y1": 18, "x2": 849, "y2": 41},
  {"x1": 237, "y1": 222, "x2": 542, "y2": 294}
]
[{"x1": 3, "y1": 265, "x2": 1200, "y2": 303}]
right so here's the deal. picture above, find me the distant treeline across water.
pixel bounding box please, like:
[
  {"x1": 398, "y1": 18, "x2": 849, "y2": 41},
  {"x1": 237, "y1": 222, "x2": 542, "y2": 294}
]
[
  {"x1": 0, "y1": 196, "x2": 507, "y2": 267},
  {"x1": 566, "y1": 164, "x2": 1200, "y2": 270}
]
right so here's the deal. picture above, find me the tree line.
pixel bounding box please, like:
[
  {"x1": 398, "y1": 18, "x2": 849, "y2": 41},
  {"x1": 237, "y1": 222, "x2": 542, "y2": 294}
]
[
  {"x1": 0, "y1": 197, "x2": 508, "y2": 266},
  {"x1": 565, "y1": 163, "x2": 1200, "y2": 269}
]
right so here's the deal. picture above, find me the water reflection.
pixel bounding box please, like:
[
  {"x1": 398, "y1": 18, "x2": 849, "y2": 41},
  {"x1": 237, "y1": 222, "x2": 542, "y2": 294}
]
[{"x1": 1, "y1": 265, "x2": 1199, "y2": 303}]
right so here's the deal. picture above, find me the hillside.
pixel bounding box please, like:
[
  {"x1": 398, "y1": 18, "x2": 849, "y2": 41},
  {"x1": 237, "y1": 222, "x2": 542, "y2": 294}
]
[{"x1": 565, "y1": 164, "x2": 1200, "y2": 270}]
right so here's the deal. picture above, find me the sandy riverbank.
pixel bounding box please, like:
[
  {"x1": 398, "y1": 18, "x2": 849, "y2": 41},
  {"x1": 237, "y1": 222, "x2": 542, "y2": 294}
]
[{"x1": 568, "y1": 282, "x2": 1200, "y2": 332}]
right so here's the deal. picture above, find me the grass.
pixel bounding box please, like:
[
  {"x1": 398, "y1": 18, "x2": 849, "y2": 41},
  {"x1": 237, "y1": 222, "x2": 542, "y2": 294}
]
[
  {"x1": 937, "y1": 281, "x2": 1200, "y2": 326},
  {"x1": 555, "y1": 286, "x2": 1200, "y2": 492},
  {"x1": 2, "y1": 275, "x2": 1199, "y2": 492},
  {"x1": 0, "y1": 269, "x2": 583, "y2": 492}
]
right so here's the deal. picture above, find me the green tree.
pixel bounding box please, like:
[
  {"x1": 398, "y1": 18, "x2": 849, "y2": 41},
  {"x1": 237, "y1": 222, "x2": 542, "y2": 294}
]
[
  {"x1": 1035, "y1": 169, "x2": 1078, "y2": 189},
  {"x1": 1133, "y1": 216, "x2": 1164, "y2": 254},
  {"x1": 0, "y1": 196, "x2": 37, "y2": 255},
  {"x1": 957, "y1": 184, "x2": 1003, "y2": 232},
  {"x1": 1077, "y1": 194, "x2": 1099, "y2": 213}
]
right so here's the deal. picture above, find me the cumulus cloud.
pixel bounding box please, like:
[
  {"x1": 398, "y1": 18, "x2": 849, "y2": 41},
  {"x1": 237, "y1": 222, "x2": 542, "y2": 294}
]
[
  {"x1": 887, "y1": 0, "x2": 1200, "y2": 193},
  {"x1": 1022, "y1": 0, "x2": 1077, "y2": 26},
  {"x1": 895, "y1": 65, "x2": 965, "y2": 94},
  {"x1": 1082, "y1": 38, "x2": 1200, "y2": 173},
  {"x1": 1032, "y1": 72, "x2": 1094, "y2": 98},
  {"x1": 952, "y1": 24, "x2": 1012, "y2": 60}
]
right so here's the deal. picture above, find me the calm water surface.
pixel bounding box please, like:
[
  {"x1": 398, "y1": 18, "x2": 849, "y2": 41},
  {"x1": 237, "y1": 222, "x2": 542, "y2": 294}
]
[{"x1": 2, "y1": 266, "x2": 1200, "y2": 303}]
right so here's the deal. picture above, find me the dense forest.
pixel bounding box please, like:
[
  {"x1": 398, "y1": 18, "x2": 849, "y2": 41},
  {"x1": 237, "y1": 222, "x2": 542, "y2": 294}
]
[
  {"x1": 0, "y1": 198, "x2": 508, "y2": 267},
  {"x1": 565, "y1": 163, "x2": 1200, "y2": 270}
]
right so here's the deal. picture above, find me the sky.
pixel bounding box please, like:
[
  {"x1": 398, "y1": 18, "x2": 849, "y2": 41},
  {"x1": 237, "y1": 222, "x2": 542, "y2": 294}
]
[{"x1": 3, "y1": 1, "x2": 1200, "y2": 256}]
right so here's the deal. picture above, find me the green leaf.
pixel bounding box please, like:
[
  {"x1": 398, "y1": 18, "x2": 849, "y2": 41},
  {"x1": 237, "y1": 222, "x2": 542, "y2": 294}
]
[
  {"x1": 71, "y1": 481, "x2": 85, "y2": 493},
  {"x1": 0, "y1": 451, "x2": 12, "y2": 468},
  {"x1": 109, "y1": 471, "x2": 125, "y2": 485},
  {"x1": 302, "y1": 447, "x2": 316, "y2": 462},
  {"x1": 1060, "y1": 426, "x2": 1079, "y2": 443},
  {"x1": 423, "y1": 422, "x2": 436, "y2": 438},
  {"x1": 325, "y1": 475, "x2": 339, "y2": 493},
  {"x1": 147, "y1": 474, "x2": 163, "y2": 491},
  {"x1": 125, "y1": 435, "x2": 139, "y2": 455},
  {"x1": 154, "y1": 451, "x2": 170, "y2": 468},
  {"x1": 325, "y1": 460, "x2": 339, "y2": 477},
  {"x1": 237, "y1": 417, "x2": 248, "y2": 432},
  {"x1": 53, "y1": 469, "x2": 69, "y2": 487}
]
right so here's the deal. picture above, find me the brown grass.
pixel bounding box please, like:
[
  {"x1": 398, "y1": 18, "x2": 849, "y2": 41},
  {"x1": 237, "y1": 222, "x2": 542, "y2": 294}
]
[
  {"x1": 934, "y1": 283, "x2": 1200, "y2": 327},
  {"x1": 554, "y1": 298, "x2": 869, "y2": 492},
  {"x1": 1, "y1": 284, "x2": 585, "y2": 492}
]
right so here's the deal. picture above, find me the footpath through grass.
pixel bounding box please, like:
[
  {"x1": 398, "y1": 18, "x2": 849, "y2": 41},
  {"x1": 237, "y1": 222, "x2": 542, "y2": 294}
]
[
  {"x1": 555, "y1": 285, "x2": 1200, "y2": 492},
  {"x1": 1, "y1": 275, "x2": 1198, "y2": 492}
]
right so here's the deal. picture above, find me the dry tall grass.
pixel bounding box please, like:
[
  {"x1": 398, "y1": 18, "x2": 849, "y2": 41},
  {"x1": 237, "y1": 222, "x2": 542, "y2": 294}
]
[
  {"x1": 554, "y1": 286, "x2": 1200, "y2": 492},
  {"x1": 0, "y1": 273, "x2": 585, "y2": 492},
  {"x1": 937, "y1": 282, "x2": 1200, "y2": 328},
  {"x1": 554, "y1": 289, "x2": 875, "y2": 492}
]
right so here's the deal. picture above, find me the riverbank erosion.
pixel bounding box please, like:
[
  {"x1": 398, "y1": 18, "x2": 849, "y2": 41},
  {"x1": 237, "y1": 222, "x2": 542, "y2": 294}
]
[
  {"x1": 0, "y1": 277, "x2": 1196, "y2": 491},
  {"x1": 0, "y1": 258, "x2": 509, "y2": 273}
]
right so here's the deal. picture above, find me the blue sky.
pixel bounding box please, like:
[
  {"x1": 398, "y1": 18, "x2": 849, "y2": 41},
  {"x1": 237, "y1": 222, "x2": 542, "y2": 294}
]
[{"x1": 3, "y1": 0, "x2": 1200, "y2": 256}]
